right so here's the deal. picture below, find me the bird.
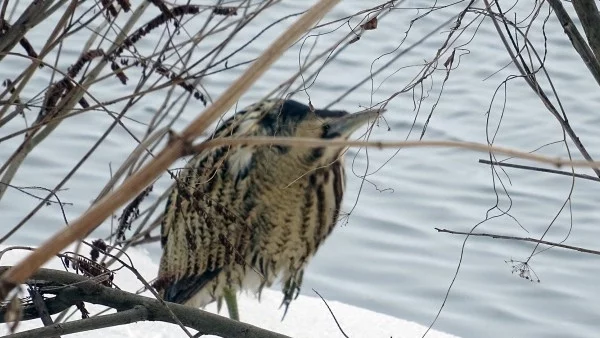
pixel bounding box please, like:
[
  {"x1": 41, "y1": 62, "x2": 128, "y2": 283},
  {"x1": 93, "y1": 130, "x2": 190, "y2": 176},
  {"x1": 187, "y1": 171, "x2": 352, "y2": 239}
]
[{"x1": 155, "y1": 98, "x2": 381, "y2": 320}]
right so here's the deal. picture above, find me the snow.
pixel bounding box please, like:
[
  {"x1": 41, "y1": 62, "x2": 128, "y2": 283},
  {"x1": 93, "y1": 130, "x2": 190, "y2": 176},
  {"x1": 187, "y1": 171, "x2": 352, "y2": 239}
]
[{"x1": 0, "y1": 244, "x2": 459, "y2": 338}]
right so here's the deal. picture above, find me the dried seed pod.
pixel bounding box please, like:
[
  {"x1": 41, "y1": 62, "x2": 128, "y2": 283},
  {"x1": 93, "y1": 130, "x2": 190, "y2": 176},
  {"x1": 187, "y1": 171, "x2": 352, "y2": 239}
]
[
  {"x1": 361, "y1": 17, "x2": 378, "y2": 30},
  {"x1": 213, "y1": 6, "x2": 238, "y2": 16}
]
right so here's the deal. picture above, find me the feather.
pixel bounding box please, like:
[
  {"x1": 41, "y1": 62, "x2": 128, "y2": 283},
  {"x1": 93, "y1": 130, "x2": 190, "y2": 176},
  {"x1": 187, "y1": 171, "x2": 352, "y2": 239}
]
[
  {"x1": 227, "y1": 145, "x2": 254, "y2": 181},
  {"x1": 163, "y1": 269, "x2": 222, "y2": 304}
]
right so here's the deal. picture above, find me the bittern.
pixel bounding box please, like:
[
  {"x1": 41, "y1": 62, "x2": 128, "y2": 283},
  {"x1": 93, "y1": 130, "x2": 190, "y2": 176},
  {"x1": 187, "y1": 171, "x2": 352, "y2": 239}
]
[{"x1": 156, "y1": 99, "x2": 381, "y2": 320}]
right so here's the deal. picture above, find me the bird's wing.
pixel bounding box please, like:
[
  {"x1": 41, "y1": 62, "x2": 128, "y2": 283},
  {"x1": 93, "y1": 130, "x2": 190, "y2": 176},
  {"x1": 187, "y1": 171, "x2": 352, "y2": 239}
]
[{"x1": 157, "y1": 100, "x2": 280, "y2": 305}]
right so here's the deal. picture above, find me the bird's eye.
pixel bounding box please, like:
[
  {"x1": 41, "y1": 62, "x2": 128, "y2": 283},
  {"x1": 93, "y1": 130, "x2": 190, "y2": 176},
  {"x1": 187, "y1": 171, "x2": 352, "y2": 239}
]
[{"x1": 321, "y1": 123, "x2": 331, "y2": 137}]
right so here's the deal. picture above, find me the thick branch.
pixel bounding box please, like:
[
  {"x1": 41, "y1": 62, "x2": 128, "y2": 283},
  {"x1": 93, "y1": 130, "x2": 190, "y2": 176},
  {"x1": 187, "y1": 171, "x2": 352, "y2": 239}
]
[
  {"x1": 6, "y1": 306, "x2": 148, "y2": 338},
  {"x1": 0, "y1": 267, "x2": 290, "y2": 338},
  {"x1": 572, "y1": 0, "x2": 600, "y2": 62},
  {"x1": 435, "y1": 228, "x2": 600, "y2": 256},
  {"x1": 547, "y1": 0, "x2": 600, "y2": 87},
  {"x1": 0, "y1": 291, "x2": 72, "y2": 321}
]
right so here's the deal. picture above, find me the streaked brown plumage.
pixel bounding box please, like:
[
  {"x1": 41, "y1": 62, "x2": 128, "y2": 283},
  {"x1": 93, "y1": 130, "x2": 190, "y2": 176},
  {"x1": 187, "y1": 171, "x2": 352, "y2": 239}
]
[{"x1": 156, "y1": 99, "x2": 380, "y2": 316}]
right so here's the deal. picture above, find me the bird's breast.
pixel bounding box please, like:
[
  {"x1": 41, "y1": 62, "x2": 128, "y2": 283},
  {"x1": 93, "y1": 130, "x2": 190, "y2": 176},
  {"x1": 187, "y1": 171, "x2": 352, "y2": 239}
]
[{"x1": 242, "y1": 157, "x2": 345, "y2": 276}]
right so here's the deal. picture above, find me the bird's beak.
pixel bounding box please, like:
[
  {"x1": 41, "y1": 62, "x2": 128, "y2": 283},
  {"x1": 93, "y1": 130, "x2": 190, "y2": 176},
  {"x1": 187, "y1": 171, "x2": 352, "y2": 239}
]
[{"x1": 326, "y1": 107, "x2": 384, "y2": 138}]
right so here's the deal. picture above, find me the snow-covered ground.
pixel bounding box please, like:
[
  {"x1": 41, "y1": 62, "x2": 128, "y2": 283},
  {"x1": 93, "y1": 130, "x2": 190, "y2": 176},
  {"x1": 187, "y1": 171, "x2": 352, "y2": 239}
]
[{"x1": 0, "y1": 244, "x2": 459, "y2": 337}]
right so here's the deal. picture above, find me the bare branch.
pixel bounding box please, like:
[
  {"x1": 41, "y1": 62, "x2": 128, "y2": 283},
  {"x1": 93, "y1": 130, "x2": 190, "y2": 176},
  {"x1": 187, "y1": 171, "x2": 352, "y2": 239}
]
[
  {"x1": 546, "y1": 0, "x2": 600, "y2": 87},
  {"x1": 478, "y1": 159, "x2": 600, "y2": 182},
  {"x1": 435, "y1": 228, "x2": 600, "y2": 256},
  {"x1": 6, "y1": 306, "x2": 149, "y2": 338},
  {"x1": 572, "y1": 0, "x2": 600, "y2": 62},
  {"x1": 26, "y1": 287, "x2": 60, "y2": 338},
  {"x1": 0, "y1": 267, "x2": 291, "y2": 338}
]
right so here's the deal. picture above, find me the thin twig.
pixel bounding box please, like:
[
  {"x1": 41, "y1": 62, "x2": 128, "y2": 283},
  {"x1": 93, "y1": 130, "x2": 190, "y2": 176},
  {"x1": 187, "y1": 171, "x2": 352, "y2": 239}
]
[
  {"x1": 313, "y1": 289, "x2": 349, "y2": 338},
  {"x1": 129, "y1": 234, "x2": 160, "y2": 247},
  {"x1": 26, "y1": 287, "x2": 61, "y2": 338},
  {"x1": 478, "y1": 159, "x2": 600, "y2": 182},
  {"x1": 435, "y1": 228, "x2": 600, "y2": 256}
]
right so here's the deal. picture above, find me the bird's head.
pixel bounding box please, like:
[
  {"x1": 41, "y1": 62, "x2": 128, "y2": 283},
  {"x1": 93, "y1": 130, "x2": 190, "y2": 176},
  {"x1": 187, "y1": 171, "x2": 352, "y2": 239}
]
[
  {"x1": 221, "y1": 99, "x2": 382, "y2": 180},
  {"x1": 246, "y1": 99, "x2": 382, "y2": 167}
]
